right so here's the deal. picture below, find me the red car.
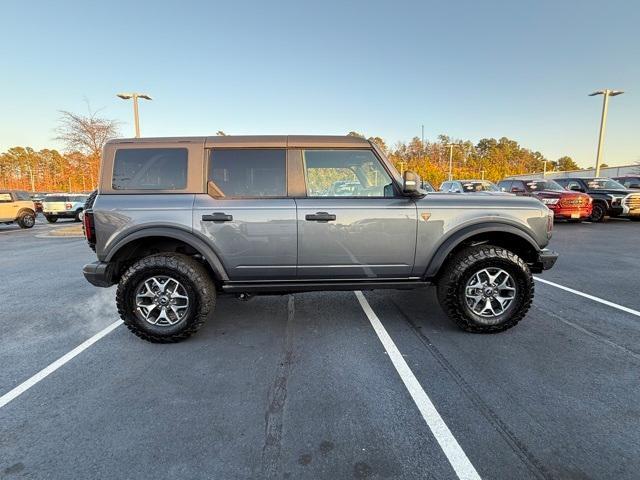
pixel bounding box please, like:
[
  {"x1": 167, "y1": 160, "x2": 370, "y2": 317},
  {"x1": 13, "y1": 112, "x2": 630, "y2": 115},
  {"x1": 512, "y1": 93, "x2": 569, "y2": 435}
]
[{"x1": 497, "y1": 179, "x2": 592, "y2": 221}]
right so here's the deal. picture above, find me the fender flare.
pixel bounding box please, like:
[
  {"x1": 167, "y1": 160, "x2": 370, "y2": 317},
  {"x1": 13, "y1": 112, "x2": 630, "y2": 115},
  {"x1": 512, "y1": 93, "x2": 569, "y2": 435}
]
[
  {"x1": 423, "y1": 221, "x2": 541, "y2": 279},
  {"x1": 16, "y1": 208, "x2": 35, "y2": 218},
  {"x1": 104, "y1": 226, "x2": 229, "y2": 281}
]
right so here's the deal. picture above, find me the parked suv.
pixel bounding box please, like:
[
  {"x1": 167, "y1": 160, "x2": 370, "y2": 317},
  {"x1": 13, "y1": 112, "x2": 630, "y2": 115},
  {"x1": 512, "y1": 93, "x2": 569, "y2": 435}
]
[
  {"x1": 497, "y1": 179, "x2": 592, "y2": 222},
  {"x1": 42, "y1": 194, "x2": 88, "y2": 223},
  {"x1": 82, "y1": 136, "x2": 557, "y2": 342},
  {"x1": 0, "y1": 190, "x2": 36, "y2": 228},
  {"x1": 555, "y1": 177, "x2": 640, "y2": 222}
]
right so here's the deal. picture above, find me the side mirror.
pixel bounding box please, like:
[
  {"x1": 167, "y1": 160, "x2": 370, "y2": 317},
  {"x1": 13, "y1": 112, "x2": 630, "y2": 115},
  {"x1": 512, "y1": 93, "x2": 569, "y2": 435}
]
[
  {"x1": 403, "y1": 170, "x2": 421, "y2": 196},
  {"x1": 629, "y1": 183, "x2": 640, "y2": 189},
  {"x1": 569, "y1": 185, "x2": 584, "y2": 192},
  {"x1": 511, "y1": 187, "x2": 525, "y2": 193}
]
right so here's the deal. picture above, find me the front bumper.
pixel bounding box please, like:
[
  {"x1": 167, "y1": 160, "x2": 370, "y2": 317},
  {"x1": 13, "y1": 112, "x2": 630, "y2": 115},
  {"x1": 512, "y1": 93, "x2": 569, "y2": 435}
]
[
  {"x1": 83, "y1": 261, "x2": 115, "y2": 287},
  {"x1": 530, "y1": 249, "x2": 559, "y2": 273}
]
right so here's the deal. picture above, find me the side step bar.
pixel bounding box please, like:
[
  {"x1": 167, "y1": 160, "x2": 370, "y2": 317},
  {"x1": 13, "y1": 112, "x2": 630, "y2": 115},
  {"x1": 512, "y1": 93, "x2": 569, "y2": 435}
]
[{"x1": 221, "y1": 280, "x2": 431, "y2": 294}]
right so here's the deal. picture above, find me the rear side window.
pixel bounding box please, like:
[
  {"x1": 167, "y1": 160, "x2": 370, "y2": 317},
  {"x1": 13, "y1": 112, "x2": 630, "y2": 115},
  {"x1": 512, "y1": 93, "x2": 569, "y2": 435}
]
[
  {"x1": 15, "y1": 191, "x2": 31, "y2": 200},
  {"x1": 112, "y1": 148, "x2": 188, "y2": 190},
  {"x1": 0, "y1": 193, "x2": 12, "y2": 202},
  {"x1": 208, "y1": 149, "x2": 286, "y2": 198}
]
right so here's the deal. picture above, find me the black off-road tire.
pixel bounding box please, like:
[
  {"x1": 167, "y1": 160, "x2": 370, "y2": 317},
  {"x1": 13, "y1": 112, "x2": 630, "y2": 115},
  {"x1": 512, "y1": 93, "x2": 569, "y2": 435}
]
[
  {"x1": 17, "y1": 211, "x2": 36, "y2": 229},
  {"x1": 590, "y1": 203, "x2": 607, "y2": 223},
  {"x1": 74, "y1": 209, "x2": 83, "y2": 222},
  {"x1": 436, "y1": 245, "x2": 534, "y2": 333},
  {"x1": 116, "y1": 253, "x2": 216, "y2": 343},
  {"x1": 45, "y1": 215, "x2": 58, "y2": 223}
]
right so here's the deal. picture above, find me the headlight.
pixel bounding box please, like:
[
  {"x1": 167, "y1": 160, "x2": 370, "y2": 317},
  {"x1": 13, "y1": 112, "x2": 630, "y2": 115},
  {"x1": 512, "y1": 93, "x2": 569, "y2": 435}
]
[
  {"x1": 608, "y1": 194, "x2": 622, "y2": 204},
  {"x1": 542, "y1": 198, "x2": 559, "y2": 205}
]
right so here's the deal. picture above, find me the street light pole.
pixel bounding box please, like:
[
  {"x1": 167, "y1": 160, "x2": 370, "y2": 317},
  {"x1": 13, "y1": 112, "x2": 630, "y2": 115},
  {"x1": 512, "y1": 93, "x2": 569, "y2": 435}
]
[
  {"x1": 117, "y1": 93, "x2": 153, "y2": 138},
  {"x1": 445, "y1": 143, "x2": 459, "y2": 181},
  {"x1": 589, "y1": 89, "x2": 624, "y2": 177}
]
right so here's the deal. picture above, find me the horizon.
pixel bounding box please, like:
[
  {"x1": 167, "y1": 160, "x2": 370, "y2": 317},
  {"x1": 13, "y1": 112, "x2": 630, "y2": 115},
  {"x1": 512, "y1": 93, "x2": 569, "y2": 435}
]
[{"x1": 1, "y1": 0, "x2": 638, "y2": 168}]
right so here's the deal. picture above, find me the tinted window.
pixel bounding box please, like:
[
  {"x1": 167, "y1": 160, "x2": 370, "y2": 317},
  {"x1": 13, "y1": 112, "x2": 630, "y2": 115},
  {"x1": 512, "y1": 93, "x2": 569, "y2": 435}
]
[
  {"x1": 302, "y1": 150, "x2": 394, "y2": 197},
  {"x1": 208, "y1": 149, "x2": 286, "y2": 198},
  {"x1": 15, "y1": 191, "x2": 31, "y2": 200},
  {"x1": 113, "y1": 148, "x2": 188, "y2": 190}
]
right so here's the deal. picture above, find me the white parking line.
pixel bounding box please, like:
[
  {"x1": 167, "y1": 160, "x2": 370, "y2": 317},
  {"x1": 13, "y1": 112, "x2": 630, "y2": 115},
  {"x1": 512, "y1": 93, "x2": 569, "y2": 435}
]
[
  {"x1": 534, "y1": 277, "x2": 640, "y2": 318},
  {"x1": 355, "y1": 291, "x2": 481, "y2": 480},
  {"x1": 0, "y1": 320, "x2": 122, "y2": 409}
]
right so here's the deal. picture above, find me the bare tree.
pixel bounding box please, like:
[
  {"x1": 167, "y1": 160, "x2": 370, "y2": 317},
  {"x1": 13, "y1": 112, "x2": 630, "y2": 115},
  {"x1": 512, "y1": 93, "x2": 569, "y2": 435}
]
[
  {"x1": 216, "y1": 130, "x2": 227, "y2": 136},
  {"x1": 56, "y1": 104, "x2": 120, "y2": 160}
]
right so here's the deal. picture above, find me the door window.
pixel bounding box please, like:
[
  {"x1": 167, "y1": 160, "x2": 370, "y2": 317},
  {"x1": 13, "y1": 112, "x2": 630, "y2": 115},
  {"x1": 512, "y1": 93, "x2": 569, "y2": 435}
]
[
  {"x1": 0, "y1": 193, "x2": 12, "y2": 202},
  {"x1": 302, "y1": 149, "x2": 394, "y2": 197},
  {"x1": 208, "y1": 149, "x2": 286, "y2": 198}
]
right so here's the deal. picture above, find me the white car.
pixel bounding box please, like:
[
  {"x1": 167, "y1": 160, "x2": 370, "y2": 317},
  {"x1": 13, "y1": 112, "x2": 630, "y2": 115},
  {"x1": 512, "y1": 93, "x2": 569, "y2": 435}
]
[{"x1": 42, "y1": 194, "x2": 88, "y2": 223}]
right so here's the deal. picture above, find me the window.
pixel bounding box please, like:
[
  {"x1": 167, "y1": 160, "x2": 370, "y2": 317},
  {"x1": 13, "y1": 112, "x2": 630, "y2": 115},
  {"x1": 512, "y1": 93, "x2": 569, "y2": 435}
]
[
  {"x1": 0, "y1": 193, "x2": 12, "y2": 203},
  {"x1": 208, "y1": 149, "x2": 286, "y2": 198},
  {"x1": 15, "y1": 191, "x2": 31, "y2": 200},
  {"x1": 498, "y1": 181, "x2": 512, "y2": 191},
  {"x1": 44, "y1": 195, "x2": 67, "y2": 202},
  {"x1": 302, "y1": 149, "x2": 394, "y2": 197},
  {"x1": 112, "y1": 148, "x2": 188, "y2": 190}
]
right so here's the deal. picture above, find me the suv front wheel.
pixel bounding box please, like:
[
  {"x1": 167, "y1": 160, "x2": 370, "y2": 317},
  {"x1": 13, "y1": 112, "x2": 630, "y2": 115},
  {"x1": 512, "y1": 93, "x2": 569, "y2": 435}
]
[
  {"x1": 437, "y1": 245, "x2": 534, "y2": 333},
  {"x1": 116, "y1": 253, "x2": 216, "y2": 343}
]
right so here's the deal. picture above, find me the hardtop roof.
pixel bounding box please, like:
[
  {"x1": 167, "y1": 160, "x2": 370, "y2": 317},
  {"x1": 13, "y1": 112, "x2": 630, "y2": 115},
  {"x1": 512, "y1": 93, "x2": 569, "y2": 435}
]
[{"x1": 106, "y1": 135, "x2": 372, "y2": 148}]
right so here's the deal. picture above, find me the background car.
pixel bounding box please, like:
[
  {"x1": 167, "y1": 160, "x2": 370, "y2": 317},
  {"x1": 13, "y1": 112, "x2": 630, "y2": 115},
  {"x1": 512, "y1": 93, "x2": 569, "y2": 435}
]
[
  {"x1": 439, "y1": 179, "x2": 510, "y2": 194},
  {"x1": 497, "y1": 178, "x2": 592, "y2": 222},
  {"x1": 555, "y1": 177, "x2": 640, "y2": 222},
  {"x1": 613, "y1": 176, "x2": 640, "y2": 190},
  {"x1": 420, "y1": 180, "x2": 435, "y2": 192},
  {"x1": 42, "y1": 193, "x2": 89, "y2": 223},
  {"x1": 0, "y1": 190, "x2": 37, "y2": 228}
]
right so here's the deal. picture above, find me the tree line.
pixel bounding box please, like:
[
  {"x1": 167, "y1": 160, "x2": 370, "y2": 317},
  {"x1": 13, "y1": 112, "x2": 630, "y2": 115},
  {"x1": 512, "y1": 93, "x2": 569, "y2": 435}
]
[{"x1": 1, "y1": 110, "x2": 586, "y2": 192}]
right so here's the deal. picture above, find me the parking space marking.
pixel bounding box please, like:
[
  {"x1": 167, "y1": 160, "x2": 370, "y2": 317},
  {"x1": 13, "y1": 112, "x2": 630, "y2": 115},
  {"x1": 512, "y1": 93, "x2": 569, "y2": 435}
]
[
  {"x1": 355, "y1": 291, "x2": 481, "y2": 480},
  {"x1": 0, "y1": 320, "x2": 122, "y2": 409},
  {"x1": 535, "y1": 277, "x2": 640, "y2": 318}
]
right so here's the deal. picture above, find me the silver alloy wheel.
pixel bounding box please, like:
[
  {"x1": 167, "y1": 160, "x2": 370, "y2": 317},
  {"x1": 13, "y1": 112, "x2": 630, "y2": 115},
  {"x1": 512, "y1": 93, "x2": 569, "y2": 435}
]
[
  {"x1": 464, "y1": 267, "x2": 516, "y2": 320},
  {"x1": 23, "y1": 215, "x2": 35, "y2": 227},
  {"x1": 134, "y1": 275, "x2": 190, "y2": 327}
]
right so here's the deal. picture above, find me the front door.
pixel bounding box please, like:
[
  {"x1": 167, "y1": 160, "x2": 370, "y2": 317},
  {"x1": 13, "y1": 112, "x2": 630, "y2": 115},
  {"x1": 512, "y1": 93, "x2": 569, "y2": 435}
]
[
  {"x1": 193, "y1": 148, "x2": 297, "y2": 280},
  {"x1": 295, "y1": 149, "x2": 417, "y2": 279}
]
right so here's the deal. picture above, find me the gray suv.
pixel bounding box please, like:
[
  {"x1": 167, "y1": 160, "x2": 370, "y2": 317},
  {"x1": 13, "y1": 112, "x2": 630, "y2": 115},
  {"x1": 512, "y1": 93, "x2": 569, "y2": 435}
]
[{"x1": 82, "y1": 135, "x2": 557, "y2": 342}]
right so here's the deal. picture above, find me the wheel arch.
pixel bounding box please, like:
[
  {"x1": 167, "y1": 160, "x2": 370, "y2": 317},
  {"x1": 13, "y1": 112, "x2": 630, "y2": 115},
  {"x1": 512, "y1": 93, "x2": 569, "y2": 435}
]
[
  {"x1": 424, "y1": 223, "x2": 541, "y2": 280},
  {"x1": 104, "y1": 227, "x2": 229, "y2": 283},
  {"x1": 16, "y1": 207, "x2": 35, "y2": 217}
]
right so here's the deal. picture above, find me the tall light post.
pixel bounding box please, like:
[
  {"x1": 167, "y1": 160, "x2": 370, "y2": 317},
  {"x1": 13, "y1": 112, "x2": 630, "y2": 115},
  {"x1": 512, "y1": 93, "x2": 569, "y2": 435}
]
[
  {"x1": 445, "y1": 143, "x2": 460, "y2": 181},
  {"x1": 589, "y1": 89, "x2": 624, "y2": 177},
  {"x1": 117, "y1": 93, "x2": 152, "y2": 138}
]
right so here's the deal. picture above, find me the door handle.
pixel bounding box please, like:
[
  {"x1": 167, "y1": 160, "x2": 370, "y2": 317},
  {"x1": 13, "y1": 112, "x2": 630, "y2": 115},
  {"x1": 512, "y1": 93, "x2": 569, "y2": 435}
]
[
  {"x1": 305, "y1": 212, "x2": 336, "y2": 222},
  {"x1": 202, "y1": 212, "x2": 233, "y2": 222}
]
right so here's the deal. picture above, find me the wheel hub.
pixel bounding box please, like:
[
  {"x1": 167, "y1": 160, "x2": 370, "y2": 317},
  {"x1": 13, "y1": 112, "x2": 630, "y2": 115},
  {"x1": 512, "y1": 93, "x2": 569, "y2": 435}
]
[
  {"x1": 465, "y1": 268, "x2": 516, "y2": 319},
  {"x1": 134, "y1": 275, "x2": 190, "y2": 327}
]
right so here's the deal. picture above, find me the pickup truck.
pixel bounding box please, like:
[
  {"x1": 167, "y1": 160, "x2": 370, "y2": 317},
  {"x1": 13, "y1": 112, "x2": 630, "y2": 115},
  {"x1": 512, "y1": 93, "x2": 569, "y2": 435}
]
[{"x1": 81, "y1": 135, "x2": 558, "y2": 342}]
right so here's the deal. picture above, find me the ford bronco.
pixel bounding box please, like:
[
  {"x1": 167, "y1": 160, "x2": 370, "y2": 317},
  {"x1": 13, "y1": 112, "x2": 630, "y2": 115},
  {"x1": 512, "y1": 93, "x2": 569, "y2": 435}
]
[{"x1": 82, "y1": 135, "x2": 558, "y2": 342}]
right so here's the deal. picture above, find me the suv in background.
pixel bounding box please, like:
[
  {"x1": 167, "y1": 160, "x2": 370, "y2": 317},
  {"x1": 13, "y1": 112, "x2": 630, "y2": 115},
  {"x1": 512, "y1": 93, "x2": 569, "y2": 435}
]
[
  {"x1": 439, "y1": 179, "x2": 509, "y2": 194},
  {"x1": 555, "y1": 177, "x2": 640, "y2": 222},
  {"x1": 82, "y1": 135, "x2": 557, "y2": 343},
  {"x1": 42, "y1": 194, "x2": 88, "y2": 223},
  {"x1": 497, "y1": 178, "x2": 592, "y2": 222},
  {"x1": 0, "y1": 190, "x2": 36, "y2": 228},
  {"x1": 613, "y1": 176, "x2": 640, "y2": 190}
]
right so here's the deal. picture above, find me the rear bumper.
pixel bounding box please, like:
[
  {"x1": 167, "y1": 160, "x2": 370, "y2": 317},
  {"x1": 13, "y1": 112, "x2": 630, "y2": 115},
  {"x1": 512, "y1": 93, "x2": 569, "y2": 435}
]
[
  {"x1": 530, "y1": 249, "x2": 558, "y2": 273},
  {"x1": 82, "y1": 261, "x2": 115, "y2": 287}
]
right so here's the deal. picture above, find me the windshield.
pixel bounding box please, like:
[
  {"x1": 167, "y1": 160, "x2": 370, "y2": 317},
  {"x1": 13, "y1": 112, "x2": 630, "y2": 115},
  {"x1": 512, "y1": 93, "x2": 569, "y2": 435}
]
[
  {"x1": 525, "y1": 180, "x2": 565, "y2": 192},
  {"x1": 586, "y1": 178, "x2": 626, "y2": 190},
  {"x1": 461, "y1": 181, "x2": 499, "y2": 192},
  {"x1": 44, "y1": 195, "x2": 67, "y2": 202}
]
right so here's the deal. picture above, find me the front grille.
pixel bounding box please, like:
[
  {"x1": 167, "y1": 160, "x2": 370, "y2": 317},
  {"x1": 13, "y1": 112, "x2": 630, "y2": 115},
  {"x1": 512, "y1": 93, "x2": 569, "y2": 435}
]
[
  {"x1": 559, "y1": 197, "x2": 589, "y2": 207},
  {"x1": 623, "y1": 193, "x2": 640, "y2": 209}
]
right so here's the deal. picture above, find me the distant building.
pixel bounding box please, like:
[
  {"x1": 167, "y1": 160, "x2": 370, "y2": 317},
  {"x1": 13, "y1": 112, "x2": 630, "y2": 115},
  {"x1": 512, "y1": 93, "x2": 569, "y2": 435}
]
[{"x1": 506, "y1": 163, "x2": 639, "y2": 180}]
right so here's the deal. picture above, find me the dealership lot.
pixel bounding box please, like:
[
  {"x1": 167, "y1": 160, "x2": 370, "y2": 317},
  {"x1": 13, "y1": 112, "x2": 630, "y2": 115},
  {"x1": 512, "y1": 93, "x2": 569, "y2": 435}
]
[{"x1": 1, "y1": 220, "x2": 639, "y2": 479}]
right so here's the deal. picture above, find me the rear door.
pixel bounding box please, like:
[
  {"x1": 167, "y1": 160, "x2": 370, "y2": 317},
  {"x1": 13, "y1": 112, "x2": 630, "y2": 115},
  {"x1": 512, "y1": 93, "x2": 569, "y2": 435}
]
[
  {"x1": 295, "y1": 148, "x2": 417, "y2": 279},
  {"x1": 193, "y1": 148, "x2": 297, "y2": 280}
]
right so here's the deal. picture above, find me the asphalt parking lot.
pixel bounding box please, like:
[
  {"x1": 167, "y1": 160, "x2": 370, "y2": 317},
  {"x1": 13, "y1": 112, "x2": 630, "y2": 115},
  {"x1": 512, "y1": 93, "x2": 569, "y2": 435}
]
[{"x1": 1, "y1": 218, "x2": 639, "y2": 479}]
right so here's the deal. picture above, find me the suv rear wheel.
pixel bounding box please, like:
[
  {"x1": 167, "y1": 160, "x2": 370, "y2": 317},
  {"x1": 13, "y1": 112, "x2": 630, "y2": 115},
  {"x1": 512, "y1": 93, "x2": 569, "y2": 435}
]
[
  {"x1": 437, "y1": 245, "x2": 534, "y2": 333},
  {"x1": 17, "y1": 211, "x2": 35, "y2": 229},
  {"x1": 116, "y1": 253, "x2": 216, "y2": 343}
]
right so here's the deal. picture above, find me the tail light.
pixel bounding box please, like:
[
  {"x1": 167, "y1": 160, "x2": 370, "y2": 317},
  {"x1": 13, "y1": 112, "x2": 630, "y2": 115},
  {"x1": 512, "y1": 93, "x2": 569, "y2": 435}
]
[
  {"x1": 65, "y1": 202, "x2": 72, "y2": 210},
  {"x1": 83, "y1": 210, "x2": 96, "y2": 246}
]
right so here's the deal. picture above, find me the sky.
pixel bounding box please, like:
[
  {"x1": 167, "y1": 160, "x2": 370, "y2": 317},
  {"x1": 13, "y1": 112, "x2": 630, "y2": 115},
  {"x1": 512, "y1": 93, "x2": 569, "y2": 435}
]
[{"x1": 1, "y1": 0, "x2": 638, "y2": 167}]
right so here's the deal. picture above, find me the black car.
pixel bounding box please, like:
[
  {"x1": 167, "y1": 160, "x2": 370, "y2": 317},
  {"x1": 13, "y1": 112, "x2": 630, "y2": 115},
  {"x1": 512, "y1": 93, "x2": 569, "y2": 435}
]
[{"x1": 554, "y1": 177, "x2": 640, "y2": 222}]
